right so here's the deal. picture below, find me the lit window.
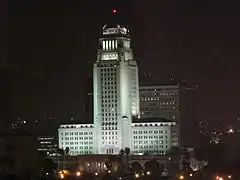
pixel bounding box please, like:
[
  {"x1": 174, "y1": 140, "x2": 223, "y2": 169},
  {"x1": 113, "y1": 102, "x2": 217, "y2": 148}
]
[
  {"x1": 103, "y1": 41, "x2": 105, "y2": 50},
  {"x1": 109, "y1": 40, "x2": 111, "y2": 49},
  {"x1": 112, "y1": 40, "x2": 114, "y2": 49},
  {"x1": 106, "y1": 41, "x2": 108, "y2": 50}
]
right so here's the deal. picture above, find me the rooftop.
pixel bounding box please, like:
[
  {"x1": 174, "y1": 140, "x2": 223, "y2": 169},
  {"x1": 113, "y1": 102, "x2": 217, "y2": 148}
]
[
  {"x1": 133, "y1": 117, "x2": 174, "y2": 123},
  {"x1": 102, "y1": 24, "x2": 129, "y2": 37}
]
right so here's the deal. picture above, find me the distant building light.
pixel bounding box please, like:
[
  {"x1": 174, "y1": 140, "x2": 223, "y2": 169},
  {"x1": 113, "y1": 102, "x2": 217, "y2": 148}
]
[{"x1": 228, "y1": 129, "x2": 234, "y2": 133}]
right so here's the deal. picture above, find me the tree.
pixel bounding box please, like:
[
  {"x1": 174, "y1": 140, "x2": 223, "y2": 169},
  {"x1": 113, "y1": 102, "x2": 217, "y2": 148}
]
[
  {"x1": 167, "y1": 147, "x2": 182, "y2": 172},
  {"x1": 65, "y1": 147, "x2": 70, "y2": 155},
  {"x1": 119, "y1": 149, "x2": 124, "y2": 156},
  {"x1": 42, "y1": 158, "x2": 57, "y2": 175},
  {"x1": 119, "y1": 149, "x2": 125, "y2": 171},
  {"x1": 57, "y1": 148, "x2": 65, "y2": 170},
  {"x1": 124, "y1": 147, "x2": 130, "y2": 168},
  {"x1": 145, "y1": 159, "x2": 159, "y2": 171},
  {"x1": 105, "y1": 156, "x2": 113, "y2": 171},
  {"x1": 131, "y1": 161, "x2": 143, "y2": 173},
  {"x1": 144, "y1": 160, "x2": 164, "y2": 176},
  {"x1": 124, "y1": 147, "x2": 130, "y2": 156}
]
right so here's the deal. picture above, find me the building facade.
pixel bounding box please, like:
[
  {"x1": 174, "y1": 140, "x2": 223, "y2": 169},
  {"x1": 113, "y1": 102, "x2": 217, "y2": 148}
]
[
  {"x1": 58, "y1": 124, "x2": 94, "y2": 155},
  {"x1": 131, "y1": 121, "x2": 176, "y2": 154},
  {"x1": 139, "y1": 85, "x2": 180, "y2": 146},
  {"x1": 37, "y1": 136, "x2": 58, "y2": 155},
  {"x1": 139, "y1": 85, "x2": 180, "y2": 121},
  {"x1": 58, "y1": 24, "x2": 178, "y2": 155},
  {"x1": 93, "y1": 24, "x2": 140, "y2": 154}
]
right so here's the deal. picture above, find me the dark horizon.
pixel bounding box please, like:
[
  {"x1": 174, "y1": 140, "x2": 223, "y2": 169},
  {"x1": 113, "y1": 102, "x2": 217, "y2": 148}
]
[{"x1": 5, "y1": 1, "x2": 240, "y2": 124}]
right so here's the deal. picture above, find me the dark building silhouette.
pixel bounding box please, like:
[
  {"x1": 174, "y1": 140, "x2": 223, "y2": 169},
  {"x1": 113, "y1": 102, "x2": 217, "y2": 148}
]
[
  {"x1": 0, "y1": 68, "x2": 12, "y2": 133},
  {"x1": 179, "y1": 86, "x2": 199, "y2": 148}
]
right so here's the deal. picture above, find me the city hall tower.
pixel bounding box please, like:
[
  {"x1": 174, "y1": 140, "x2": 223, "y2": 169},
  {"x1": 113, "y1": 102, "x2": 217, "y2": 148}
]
[{"x1": 93, "y1": 24, "x2": 140, "y2": 154}]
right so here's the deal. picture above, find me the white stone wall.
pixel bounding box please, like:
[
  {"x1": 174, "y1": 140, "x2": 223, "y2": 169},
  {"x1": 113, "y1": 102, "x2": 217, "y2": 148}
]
[
  {"x1": 131, "y1": 122, "x2": 175, "y2": 155},
  {"x1": 58, "y1": 124, "x2": 94, "y2": 155}
]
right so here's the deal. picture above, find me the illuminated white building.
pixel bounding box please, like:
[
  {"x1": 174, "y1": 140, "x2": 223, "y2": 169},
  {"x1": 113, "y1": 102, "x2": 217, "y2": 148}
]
[
  {"x1": 58, "y1": 124, "x2": 94, "y2": 155},
  {"x1": 131, "y1": 120, "x2": 176, "y2": 154},
  {"x1": 93, "y1": 24, "x2": 140, "y2": 155},
  {"x1": 58, "y1": 24, "x2": 177, "y2": 155}
]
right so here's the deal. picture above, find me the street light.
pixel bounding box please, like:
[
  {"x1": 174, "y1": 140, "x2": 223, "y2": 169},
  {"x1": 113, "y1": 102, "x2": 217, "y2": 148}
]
[
  {"x1": 179, "y1": 175, "x2": 184, "y2": 179},
  {"x1": 60, "y1": 173, "x2": 64, "y2": 179},
  {"x1": 135, "y1": 173, "x2": 140, "y2": 178},
  {"x1": 76, "y1": 171, "x2": 81, "y2": 176}
]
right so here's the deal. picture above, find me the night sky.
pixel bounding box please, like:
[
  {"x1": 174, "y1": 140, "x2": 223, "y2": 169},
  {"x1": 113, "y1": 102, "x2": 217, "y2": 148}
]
[{"x1": 8, "y1": 0, "x2": 240, "y2": 123}]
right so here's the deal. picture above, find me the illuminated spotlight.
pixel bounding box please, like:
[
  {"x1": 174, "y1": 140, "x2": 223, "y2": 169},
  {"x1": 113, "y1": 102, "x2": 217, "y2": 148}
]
[
  {"x1": 95, "y1": 172, "x2": 99, "y2": 176},
  {"x1": 179, "y1": 175, "x2": 184, "y2": 179},
  {"x1": 146, "y1": 171, "x2": 151, "y2": 175},
  {"x1": 219, "y1": 177, "x2": 224, "y2": 180},
  {"x1": 228, "y1": 175, "x2": 232, "y2": 179},
  {"x1": 119, "y1": 177, "x2": 122, "y2": 180},
  {"x1": 60, "y1": 173, "x2": 64, "y2": 179},
  {"x1": 108, "y1": 170, "x2": 111, "y2": 174},
  {"x1": 112, "y1": 9, "x2": 117, "y2": 13},
  {"x1": 189, "y1": 173, "x2": 193, "y2": 177},
  {"x1": 135, "y1": 173, "x2": 140, "y2": 178},
  {"x1": 76, "y1": 171, "x2": 81, "y2": 176}
]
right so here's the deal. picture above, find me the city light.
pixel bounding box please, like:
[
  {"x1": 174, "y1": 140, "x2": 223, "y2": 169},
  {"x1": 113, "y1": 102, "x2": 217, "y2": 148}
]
[
  {"x1": 228, "y1": 175, "x2": 232, "y2": 179},
  {"x1": 135, "y1": 173, "x2": 140, "y2": 178},
  {"x1": 112, "y1": 9, "x2": 117, "y2": 13},
  {"x1": 76, "y1": 171, "x2": 81, "y2": 176},
  {"x1": 146, "y1": 171, "x2": 151, "y2": 175},
  {"x1": 95, "y1": 172, "x2": 99, "y2": 176},
  {"x1": 60, "y1": 173, "x2": 64, "y2": 179},
  {"x1": 179, "y1": 175, "x2": 184, "y2": 179},
  {"x1": 189, "y1": 173, "x2": 193, "y2": 177},
  {"x1": 216, "y1": 176, "x2": 224, "y2": 180}
]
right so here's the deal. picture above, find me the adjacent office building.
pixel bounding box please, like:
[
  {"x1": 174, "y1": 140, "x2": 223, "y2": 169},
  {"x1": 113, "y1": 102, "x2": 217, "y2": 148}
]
[
  {"x1": 139, "y1": 85, "x2": 180, "y2": 147},
  {"x1": 139, "y1": 85, "x2": 180, "y2": 121},
  {"x1": 58, "y1": 24, "x2": 179, "y2": 155}
]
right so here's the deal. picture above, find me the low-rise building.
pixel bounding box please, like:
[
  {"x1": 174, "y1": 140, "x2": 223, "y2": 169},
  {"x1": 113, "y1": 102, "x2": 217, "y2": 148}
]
[
  {"x1": 58, "y1": 124, "x2": 94, "y2": 155},
  {"x1": 58, "y1": 118, "x2": 177, "y2": 156}
]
